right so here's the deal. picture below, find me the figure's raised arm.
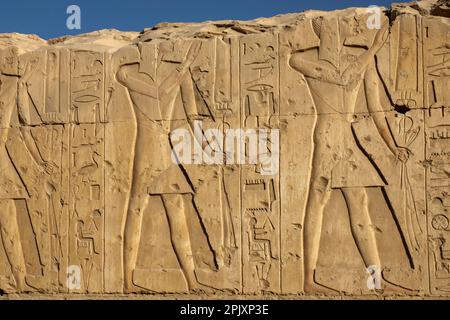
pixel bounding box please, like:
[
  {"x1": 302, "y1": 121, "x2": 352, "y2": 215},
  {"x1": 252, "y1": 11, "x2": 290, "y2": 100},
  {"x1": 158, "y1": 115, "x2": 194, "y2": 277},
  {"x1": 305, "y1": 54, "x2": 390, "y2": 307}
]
[
  {"x1": 116, "y1": 64, "x2": 158, "y2": 99},
  {"x1": 158, "y1": 41, "x2": 202, "y2": 100},
  {"x1": 342, "y1": 21, "x2": 389, "y2": 84},
  {"x1": 364, "y1": 61, "x2": 406, "y2": 160},
  {"x1": 289, "y1": 51, "x2": 343, "y2": 85}
]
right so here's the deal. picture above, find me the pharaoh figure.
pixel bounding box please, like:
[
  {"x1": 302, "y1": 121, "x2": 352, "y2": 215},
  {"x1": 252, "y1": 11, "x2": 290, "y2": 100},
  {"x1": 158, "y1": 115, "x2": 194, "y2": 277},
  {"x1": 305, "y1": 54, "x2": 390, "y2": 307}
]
[
  {"x1": 289, "y1": 14, "x2": 412, "y2": 293},
  {"x1": 116, "y1": 40, "x2": 219, "y2": 292},
  {"x1": 0, "y1": 59, "x2": 52, "y2": 291}
]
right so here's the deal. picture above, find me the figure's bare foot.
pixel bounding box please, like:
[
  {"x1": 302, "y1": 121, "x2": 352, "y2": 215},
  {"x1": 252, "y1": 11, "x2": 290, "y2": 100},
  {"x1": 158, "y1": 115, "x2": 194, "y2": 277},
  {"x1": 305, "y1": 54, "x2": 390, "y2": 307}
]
[
  {"x1": 194, "y1": 268, "x2": 238, "y2": 291},
  {"x1": 24, "y1": 275, "x2": 46, "y2": 292},
  {"x1": 304, "y1": 280, "x2": 340, "y2": 296},
  {"x1": 124, "y1": 279, "x2": 145, "y2": 294},
  {"x1": 378, "y1": 278, "x2": 419, "y2": 295},
  {"x1": 125, "y1": 282, "x2": 154, "y2": 294},
  {"x1": 189, "y1": 283, "x2": 215, "y2": 294},
  {"x1": 379, "y1": 268, "x2": 420, "y2": 295}
]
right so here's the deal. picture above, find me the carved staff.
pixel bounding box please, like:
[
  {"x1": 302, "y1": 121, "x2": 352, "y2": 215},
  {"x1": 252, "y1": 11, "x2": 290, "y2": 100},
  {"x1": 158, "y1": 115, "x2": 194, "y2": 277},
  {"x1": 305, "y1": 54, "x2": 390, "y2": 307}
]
[{"x1": 397, "y1": 114, "x2": 422, "y2": 254}]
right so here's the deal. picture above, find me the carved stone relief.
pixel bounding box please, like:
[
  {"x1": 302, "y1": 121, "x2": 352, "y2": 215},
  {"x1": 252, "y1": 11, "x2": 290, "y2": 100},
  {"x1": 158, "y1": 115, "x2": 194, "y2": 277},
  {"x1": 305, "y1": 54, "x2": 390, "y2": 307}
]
[{"x1": 0, "y1": 0, "x2": 450, "y2": 297}]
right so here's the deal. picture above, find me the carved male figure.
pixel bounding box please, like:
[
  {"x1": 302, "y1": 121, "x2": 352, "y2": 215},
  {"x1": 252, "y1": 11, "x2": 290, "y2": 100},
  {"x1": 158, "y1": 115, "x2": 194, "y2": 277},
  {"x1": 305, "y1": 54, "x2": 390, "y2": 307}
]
[
  {"x1": 289, "y1": 14, "x2": 410, "y2": 293},
  {"x1": 0, "y1": 59, "x2": 53, "y2": 291},
  {"x1": 116, "y1": 41, "x2": 217, "y2": 292}
]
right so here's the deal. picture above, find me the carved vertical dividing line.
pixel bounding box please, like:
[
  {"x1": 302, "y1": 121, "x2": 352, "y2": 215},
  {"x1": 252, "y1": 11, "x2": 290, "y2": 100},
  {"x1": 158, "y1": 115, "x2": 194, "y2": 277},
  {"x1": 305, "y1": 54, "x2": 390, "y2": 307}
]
[
  {"x1": 420, "y1": 16, "x2": 432, "y2": 295},
  {"x1": 212, "y1": 38, "x2": 217, "y2": 114},
  {"x1": 238, "y1": 35, "x2": 243, "y2": 294},
  {"x1": 424, "y1": 101, "x2": 431, "y2": 294},
  {"x1": 54, "y1": 49, "x2": 59, "y2": 290},
  {"x1": 67, "y1": 49, "x2": 72, "y2": 293},
  {"x1": 416, "y1": 16, "x2": 420, "y2": 94},
  {"x1": 43, "y1": 51, "x2": 48, "y2": 117},
  {"x1": 229, "y1": 35, "x2": 241, "y2": 293},
  {"x1": 102, "y1": 51, "x2": 106, "y2": 293},
  {"x1": 64, "y1": 128, "x2": 69, "y2": 294},
  {"x1": 395, "y1": 18, "x2": 401, "y2": 91},
  {"x1": 61, "y1": 48, "x2": 70, "y2": 294},
  {"x1": 277, "y1": 32, "x2": 282, "y2": 293}
]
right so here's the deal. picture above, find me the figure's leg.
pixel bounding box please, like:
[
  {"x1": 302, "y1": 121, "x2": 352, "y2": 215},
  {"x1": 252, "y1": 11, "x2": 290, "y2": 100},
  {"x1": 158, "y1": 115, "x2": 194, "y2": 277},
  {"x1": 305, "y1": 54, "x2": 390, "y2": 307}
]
[
  {"x1": 340, "y1": 188, "x2": 415, "y2": 293},
  {"x1": 303, "y1": 175, "x2": 333, "y2": 293},
  {"x1": 343, "y1": 188, "x2": 418, "y2": 293},
  {"x1": 341, "y1": 188, "x2": 381, "y2": 268},
  {"x1": 123, "y1": 194, "x2": 150, "y2": 291},
  {"x1": 161, "y1": 194, "x2": 199, "y2": 290},
  {"x1": 0, "y1": 200, "x2": 27, "y2": 291}
]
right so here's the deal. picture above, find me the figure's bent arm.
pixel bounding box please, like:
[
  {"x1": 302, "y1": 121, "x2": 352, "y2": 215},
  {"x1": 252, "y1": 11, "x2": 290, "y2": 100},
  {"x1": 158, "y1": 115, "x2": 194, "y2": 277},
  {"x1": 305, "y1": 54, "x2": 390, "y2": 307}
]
[
  {"x1": 342, "y1": 22, "x2": 389, "y2": 82},
  {"x1": 116, "y1": 64, "x2": 158, "y2": 99},
  {"x1": 0, "y1": 76, "x2": 19, "y2": 147},
  {"x1": 158, "y1": 42, "x2": 203, "y2": 101},
  {"x1": 365, "y1": 63, "x2": 397, "y2": 155},
  {"x1": 289, "y1": 51, "x2": 342, "y2": 85},
  {"x1": 20, "y1": 127, "x2": 45, "y2": 166},
  {"x1": 17, "y1": 62, "x2": 35, "y2": 125}
]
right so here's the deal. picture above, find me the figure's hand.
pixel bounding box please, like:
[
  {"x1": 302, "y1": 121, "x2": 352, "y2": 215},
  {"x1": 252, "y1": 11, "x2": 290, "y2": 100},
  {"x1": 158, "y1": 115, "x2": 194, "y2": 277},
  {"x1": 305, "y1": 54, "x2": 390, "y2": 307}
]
[
  {"x1": 341, "y1": 62, "x2": 361, "y2": 88},
  {"x1": 372, "y1": 21, "x2": 389, "y2": 49},
  {"x1": 396, "y1": 147, "x2": 411, "y2": 163},
  {"x1": 184, "y1": 41, "x2": 202, "y2": 65},
  {"x1": 175, "y1": 42, "x2": 202, "y2": 73},
  {"x1": 394, "y1": 90, "x2": 418, "y2": 108},
  {"x1": 41, "y1": 160, "x2": 57, "y2": 175}
]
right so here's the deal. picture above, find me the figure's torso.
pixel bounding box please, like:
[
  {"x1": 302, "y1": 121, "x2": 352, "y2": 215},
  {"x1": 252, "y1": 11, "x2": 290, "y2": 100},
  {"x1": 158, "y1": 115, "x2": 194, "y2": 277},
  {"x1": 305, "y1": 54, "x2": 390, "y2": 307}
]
[{"x1": 302, "y1": 46, "x2": 367, "y2": 116}]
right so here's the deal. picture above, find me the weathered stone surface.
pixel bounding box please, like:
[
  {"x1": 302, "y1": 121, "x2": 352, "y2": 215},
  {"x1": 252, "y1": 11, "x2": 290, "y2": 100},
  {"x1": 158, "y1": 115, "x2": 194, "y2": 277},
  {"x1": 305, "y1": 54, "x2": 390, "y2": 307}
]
[{"x1": 1, "y1": 0, "x2": 450, "y2": 298}]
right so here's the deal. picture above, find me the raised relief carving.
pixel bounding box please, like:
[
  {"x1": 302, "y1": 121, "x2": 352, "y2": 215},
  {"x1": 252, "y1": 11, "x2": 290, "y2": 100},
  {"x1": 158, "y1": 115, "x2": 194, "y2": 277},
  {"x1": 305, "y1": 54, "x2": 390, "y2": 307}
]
[
  {"x1": 0, "y1": 0, "x2": 449, "y2": 298},
  {"x1": 289, "y1": 12, "x2": 426, "y2": 294}
]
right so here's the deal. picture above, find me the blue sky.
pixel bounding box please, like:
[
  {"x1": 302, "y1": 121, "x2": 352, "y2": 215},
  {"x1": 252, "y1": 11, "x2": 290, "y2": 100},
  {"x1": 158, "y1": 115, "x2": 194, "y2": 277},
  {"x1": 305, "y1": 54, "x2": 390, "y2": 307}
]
[{"x1": 1, "y1": 0, "x2": 394, "y2": 39}]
